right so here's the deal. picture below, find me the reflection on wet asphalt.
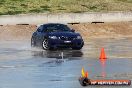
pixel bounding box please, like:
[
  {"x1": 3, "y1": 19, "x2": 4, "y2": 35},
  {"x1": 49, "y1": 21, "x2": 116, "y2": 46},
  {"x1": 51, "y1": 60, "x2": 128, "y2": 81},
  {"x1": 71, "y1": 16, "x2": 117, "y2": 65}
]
[{"x1": 0, "y1": 38, "x2": 132, "y2": 88}]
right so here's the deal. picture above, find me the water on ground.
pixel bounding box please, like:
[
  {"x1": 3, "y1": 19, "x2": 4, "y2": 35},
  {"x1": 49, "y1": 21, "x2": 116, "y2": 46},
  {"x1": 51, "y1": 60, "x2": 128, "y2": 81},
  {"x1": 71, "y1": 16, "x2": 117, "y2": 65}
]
[{"x1": 0, "y1": 38, "x2": 132, "y2": 88}]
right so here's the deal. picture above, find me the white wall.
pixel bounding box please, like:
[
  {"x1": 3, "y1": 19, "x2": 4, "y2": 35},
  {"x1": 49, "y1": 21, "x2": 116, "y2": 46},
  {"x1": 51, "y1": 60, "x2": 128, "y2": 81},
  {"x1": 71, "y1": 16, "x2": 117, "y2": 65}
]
[{"x1": 0, "y1": 12, "x2": 132, "y2": 25}]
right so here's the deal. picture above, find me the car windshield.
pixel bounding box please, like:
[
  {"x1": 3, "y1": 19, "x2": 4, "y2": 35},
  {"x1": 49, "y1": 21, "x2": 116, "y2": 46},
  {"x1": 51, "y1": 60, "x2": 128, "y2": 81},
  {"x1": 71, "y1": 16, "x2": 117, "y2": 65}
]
[{"x1": 45, "y1": 24, "x2": 71, "y2": 32}]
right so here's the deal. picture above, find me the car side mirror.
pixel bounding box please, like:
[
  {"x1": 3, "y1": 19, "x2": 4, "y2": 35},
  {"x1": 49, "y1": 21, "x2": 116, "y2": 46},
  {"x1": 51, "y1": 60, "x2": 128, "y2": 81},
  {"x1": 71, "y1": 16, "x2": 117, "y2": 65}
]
[{"x1": 71, "y1": 29, "x2": 75, "y2": 32}]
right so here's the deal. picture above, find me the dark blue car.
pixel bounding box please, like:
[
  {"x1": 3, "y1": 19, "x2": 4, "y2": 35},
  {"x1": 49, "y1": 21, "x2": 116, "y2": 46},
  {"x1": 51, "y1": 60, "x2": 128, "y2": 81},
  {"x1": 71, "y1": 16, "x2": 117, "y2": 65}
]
[{"x1": 31, "y1": 23, "x2": 84, "y2": 50}]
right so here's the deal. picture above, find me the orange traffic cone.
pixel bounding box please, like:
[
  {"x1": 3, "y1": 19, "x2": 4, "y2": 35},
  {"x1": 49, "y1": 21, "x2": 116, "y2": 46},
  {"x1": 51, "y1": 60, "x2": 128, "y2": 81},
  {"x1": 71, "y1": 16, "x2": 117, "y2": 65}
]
[
  {"x1": 85, "y1": 71, "x2": 88, "y2": 78},
  {"x1": 99, "y1": 48, "x2": 107, "y2": 59}
]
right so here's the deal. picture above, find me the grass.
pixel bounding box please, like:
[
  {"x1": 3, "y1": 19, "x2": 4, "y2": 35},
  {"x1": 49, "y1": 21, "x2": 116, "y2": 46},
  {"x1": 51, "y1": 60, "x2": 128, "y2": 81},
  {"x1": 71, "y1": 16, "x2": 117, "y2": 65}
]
[{"x1": 0, "y1": 0, "x2": 132, "y2": 15}]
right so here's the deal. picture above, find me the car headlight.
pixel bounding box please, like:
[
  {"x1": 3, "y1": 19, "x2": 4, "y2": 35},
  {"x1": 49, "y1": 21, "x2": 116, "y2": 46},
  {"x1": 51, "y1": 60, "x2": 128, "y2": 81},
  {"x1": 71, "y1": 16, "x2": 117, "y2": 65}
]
[
  {"x1": 77, "y1": 36, "x2": 82, "y2": 39},
  {"x1": 49, "y1": 36, "x2": 57, "y2": 39}
]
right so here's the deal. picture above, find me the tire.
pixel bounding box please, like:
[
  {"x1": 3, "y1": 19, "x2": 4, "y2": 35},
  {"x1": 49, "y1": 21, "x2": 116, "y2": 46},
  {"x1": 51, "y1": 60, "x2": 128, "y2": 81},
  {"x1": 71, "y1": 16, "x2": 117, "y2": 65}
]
[
  {"x1": 42, "y1": 38, "x2": 49, "y2": 50},
  {"x1": 31, "y1": 37, "x2": 36, "y2": 47},
  {"x1": 72, "y1": 42, "x2": 84, "y2": 50},
  {"x1": 72, "y1": 47, "x2": 82, "y2": 50}
]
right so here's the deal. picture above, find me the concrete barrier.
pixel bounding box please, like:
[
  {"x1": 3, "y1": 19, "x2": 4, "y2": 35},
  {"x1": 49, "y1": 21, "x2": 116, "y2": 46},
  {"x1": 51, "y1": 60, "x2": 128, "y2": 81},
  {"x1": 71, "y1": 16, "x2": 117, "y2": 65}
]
[{"x1": 0, "y1": 12, "x2": 132, "y2": 25}]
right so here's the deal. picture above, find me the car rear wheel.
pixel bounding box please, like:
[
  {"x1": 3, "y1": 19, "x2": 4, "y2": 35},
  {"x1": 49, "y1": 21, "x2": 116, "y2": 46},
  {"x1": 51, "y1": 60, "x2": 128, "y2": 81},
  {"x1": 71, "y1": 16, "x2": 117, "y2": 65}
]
[{"x1": 31, "y1": 37, "x2": 36, "y2": 47}]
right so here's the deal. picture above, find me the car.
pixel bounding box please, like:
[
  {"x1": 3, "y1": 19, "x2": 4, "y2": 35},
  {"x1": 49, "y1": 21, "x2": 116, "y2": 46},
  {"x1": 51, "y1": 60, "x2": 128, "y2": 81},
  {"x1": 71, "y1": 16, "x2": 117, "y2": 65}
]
[{"x1": 31, "y1": 23, "x2": 84, "y2": 50}]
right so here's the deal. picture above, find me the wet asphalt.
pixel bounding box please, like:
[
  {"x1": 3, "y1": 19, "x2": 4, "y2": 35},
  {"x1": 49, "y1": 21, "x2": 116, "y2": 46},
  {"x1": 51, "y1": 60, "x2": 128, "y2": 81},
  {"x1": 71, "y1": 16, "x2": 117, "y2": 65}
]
[{"x1": 0, "y1": 38, "x2": 132, "y2": 88}]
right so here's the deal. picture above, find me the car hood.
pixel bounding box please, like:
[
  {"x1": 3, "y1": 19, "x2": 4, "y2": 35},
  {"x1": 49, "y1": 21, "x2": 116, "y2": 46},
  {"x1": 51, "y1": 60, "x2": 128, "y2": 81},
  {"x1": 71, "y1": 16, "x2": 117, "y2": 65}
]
[{"x1": 48, "y1": 32, "x2": 80, "y2": 37}]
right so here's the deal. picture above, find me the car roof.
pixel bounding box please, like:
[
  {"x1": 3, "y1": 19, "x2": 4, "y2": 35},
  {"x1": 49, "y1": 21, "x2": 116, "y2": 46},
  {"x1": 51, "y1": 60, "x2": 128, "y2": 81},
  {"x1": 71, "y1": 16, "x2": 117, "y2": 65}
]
[
  {"x1": 43, "y1": 23, "x2": 67, "y2": 26},
  {"x1": 37, "y1": 23, "x2": 67, "y2": 27}
]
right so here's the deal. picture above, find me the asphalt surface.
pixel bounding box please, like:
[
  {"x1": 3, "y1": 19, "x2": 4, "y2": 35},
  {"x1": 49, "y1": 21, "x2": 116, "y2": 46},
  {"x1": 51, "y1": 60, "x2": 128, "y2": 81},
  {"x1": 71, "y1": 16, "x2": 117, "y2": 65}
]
[{"x1": 0, "y1": 38, "x2": 132, "y2": 88}]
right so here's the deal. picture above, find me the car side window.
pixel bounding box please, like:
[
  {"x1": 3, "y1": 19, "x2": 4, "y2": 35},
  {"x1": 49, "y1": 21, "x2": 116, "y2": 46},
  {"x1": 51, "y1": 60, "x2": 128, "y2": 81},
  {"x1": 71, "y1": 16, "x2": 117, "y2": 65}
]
[
  {"x1": 43, "y1": 25, "x2": 52, "y2": 32},
  {"x1": 37, "y1": 26, "x2": 43, "y2": 32},
  {"x1": 37, "y1": 28, "x2": 42, "y2": 32}
]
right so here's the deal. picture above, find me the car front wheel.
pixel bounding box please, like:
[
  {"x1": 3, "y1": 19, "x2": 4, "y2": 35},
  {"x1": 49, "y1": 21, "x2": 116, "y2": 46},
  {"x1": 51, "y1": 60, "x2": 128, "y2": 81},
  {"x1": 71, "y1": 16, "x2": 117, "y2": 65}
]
[
  {"x1": 72, "y1": 42, "x2": 84, "y2": 50},
  {"x1": 72, "y1": 47, "x2": 82, "y2": 50},
  {"x1": 42, "y1": 38, "x2": 49, "y2": 50}
]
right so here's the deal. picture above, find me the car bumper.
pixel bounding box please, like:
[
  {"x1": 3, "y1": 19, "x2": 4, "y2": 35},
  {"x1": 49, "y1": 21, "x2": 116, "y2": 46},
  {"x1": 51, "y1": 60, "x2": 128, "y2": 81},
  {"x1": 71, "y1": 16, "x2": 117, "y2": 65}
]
[{"x1": 48, "y1": 39, "x2": 84, "y2": 48}]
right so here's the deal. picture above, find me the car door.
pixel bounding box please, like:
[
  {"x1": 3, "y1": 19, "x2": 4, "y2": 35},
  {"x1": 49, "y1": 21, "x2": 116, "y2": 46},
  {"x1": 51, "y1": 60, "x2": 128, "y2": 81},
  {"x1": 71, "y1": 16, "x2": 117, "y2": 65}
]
[{"x1": 35, "y1": 25, "x2": 45, "y2": 45}]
